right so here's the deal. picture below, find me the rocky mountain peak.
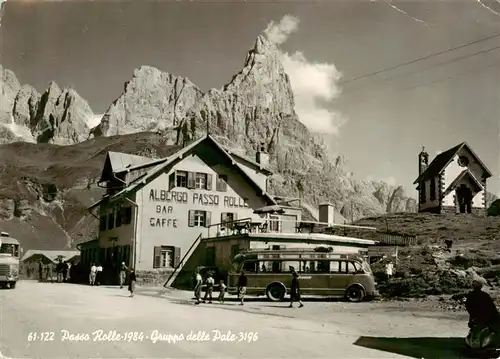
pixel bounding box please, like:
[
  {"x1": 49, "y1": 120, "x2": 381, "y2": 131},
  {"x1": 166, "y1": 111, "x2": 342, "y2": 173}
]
[{"x1": 0, "y1": 66, "x2": 94, "y2": 145}]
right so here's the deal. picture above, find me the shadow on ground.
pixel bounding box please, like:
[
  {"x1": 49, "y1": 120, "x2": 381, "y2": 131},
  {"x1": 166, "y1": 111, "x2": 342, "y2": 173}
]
[{"x1": 353, "y1": 336, "x2": 497, "y2": 358}]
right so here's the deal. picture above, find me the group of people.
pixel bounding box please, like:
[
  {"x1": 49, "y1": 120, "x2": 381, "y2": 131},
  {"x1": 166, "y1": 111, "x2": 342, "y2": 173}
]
[
  {"x1": 35, "y1": 259, "x2": 71, "y2": 283},
  {"x1": 88, "y1": 262, "x2": 137, "y2": 297},
  {"x1": 192, "y1": 266, "x2": 304, "y2": 308}
]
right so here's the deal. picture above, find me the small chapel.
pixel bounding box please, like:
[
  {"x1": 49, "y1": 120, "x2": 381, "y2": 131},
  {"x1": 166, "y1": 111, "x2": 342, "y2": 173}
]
[{"x1": 413, "y1": 142, "x2": 492, "y2": 215}]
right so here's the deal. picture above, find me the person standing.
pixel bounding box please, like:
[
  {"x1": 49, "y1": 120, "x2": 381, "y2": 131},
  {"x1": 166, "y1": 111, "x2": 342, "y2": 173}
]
[
  {"x1": 56, "y1": 260, "x2": 64, "y2": 283},
  {"x1": 119, "y1": 262, "x2": 127, "y2": 289},
  {"x1": 128, "y1": 268, "x2": 136, "y2": 297},
  {"x1": 62, "y1": 261, "x2": 69, "y2": 282},
  {"x1": 193, "y1": 269, "x2": 203, "y2": 305},
  {"x1": 289, "y1": 266, "x2": 304, "y2": 308},
  {"x1": 45, "y1": 262, "x2": 54, "y2": 283},
  {"x1": 202, "y1": 272, "x2": 215, "y2": 304},
  {"x1": 89, "y1": 263, "x2": 97, "y2": 286},
  {"x1": 38, "y1": 259, "x2": 44, "y2": 282},
  {"x1": 237, "y1": 271, "x2": 247, "y2": 306},
  {"x1": 96, "y1": 263, "x2": 103, "y2": 285},
  {"x1": 385, "y1": 262, "x2": 394, "y2": 281}
]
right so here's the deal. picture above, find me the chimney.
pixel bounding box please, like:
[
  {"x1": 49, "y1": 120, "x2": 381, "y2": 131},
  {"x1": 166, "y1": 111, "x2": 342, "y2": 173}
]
[
  {"x1": 418, "y1": 146, "x2": 429, "y2": 175},
  {"x1": 255, "y1": 144, "x2": 269, "y2": 168},
  {"x1": 319, "y1": 202, "x2": 335, "y2": 225}
]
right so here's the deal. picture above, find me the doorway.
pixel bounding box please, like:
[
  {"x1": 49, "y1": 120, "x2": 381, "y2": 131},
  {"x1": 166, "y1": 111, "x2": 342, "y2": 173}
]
[{"x1": 456, "y1": 184, "x2": 473, "y2": 213}]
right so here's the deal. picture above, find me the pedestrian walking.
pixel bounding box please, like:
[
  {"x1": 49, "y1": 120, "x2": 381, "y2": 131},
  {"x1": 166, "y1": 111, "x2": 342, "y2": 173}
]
[
  {"x1": 96, "y1": 263, "x2": 103, "y2": 285},
  {"x1": 89, "y1": 263, "x2": 97, "y2": 285},
  {"x1": 128, "y1": 268, "x2": 136, "y2": 297},
  {"x1": 119, "y1": 262, "x2": 127, "y2": 288},
  {"x1": 385, "y1": 262, "x2": 394, "y2": 281},
  {"x1": 193, "y1": 269, "x2": 203, "y2": 305},
  {"x1": 289, "y1": 266, "x2": 304, "y2": 308},
  {"x1": 218, "y1": 280, "x2": 227, "y2": 304},
  {"x1": 237, "y1": 271, "x2": 247, "y2": 306},
  {"x1": 202, "y1": 272, "x2": 215, "y2": 303}
]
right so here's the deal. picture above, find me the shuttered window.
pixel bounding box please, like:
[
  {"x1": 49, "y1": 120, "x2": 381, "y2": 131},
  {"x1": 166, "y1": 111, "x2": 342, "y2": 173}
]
[
  {"x1": 216, "y1": 174, "x2": 228, "y2": 192},
  {"x1": 188, "y1": 210, "x2": 211, "y2": 227},
  {"x1": 170, "y1": 170, "x2": 213, "y2": 190},
  {"x1": 153, "y1": 246, "x2": 181, "y2": 268},
  {"x1": 116, "y1": 208, "x2": 123, "y2": 227}
]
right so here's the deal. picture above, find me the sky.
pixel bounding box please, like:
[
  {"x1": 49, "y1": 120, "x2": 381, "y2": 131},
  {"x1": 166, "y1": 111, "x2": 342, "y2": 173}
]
[{"x1": 1, "y1": 0, "x2": 499, "y2": 198}]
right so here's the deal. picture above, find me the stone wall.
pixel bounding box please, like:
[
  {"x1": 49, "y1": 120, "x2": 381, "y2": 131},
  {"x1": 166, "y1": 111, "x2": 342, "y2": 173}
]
[
  {"x1": 441, "y1": 205, "x2": 486, "y2": 216},
  {"x1": 136, "y1": 269, "x2": 173, "y2": 286}
]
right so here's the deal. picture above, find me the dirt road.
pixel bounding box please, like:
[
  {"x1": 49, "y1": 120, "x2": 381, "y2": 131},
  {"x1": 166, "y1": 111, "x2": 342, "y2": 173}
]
[{"x1": 0, "y1": 281, "x2": 469, "y2": 358}]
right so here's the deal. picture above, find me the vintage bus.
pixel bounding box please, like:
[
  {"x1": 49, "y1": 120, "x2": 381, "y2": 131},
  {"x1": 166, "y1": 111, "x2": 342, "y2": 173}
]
[
  {"x1": 227, "y1": 247, "x2": 378, "y2": 302},
  {"x1": 0, "y1": 232, "x2": 20, "y2": 289}
]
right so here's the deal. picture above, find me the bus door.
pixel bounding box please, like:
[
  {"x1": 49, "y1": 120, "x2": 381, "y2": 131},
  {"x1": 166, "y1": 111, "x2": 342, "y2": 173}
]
[
  {"x1": 338, "y1": 260, "x2": 359, "y2": 289},
  {"x1": 307, "y1": 259, "x2": 334, "y2": 295},
  {"x1": 328, "y1": 260, "x2": 349, "y2": 296}
]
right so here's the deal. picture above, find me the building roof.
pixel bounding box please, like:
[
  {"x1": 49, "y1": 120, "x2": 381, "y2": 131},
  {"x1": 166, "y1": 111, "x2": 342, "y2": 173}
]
[
  {"x1": 107, "y1": 152, "x2": 155, "y2": 173},
  {"x1": 89, "y1": 135, "x2": 278, "y2": 210},
  {"x1": 21, "y1": 250, "x2": 80, "y2": 263},
  {"x1": 413, "y1": 142, "x2": 493, "y2": 184},
  {"x1": 443, "y1": 169, "x2": 484, "y2": 196},
  {"x1": 224, "y1": 149, "x2": 273, "y2": 175}
]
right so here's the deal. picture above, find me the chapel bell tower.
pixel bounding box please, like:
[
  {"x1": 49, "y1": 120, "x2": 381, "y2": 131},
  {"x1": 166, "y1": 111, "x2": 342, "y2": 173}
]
[{"x1": 418, "y1": 146, "x2": 429, "y2": 176}]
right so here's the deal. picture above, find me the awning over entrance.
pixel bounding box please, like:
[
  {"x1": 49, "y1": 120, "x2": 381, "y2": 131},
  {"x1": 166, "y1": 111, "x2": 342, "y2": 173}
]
[{"x1": 253, "y1": 205, "x2": 285, "y2": 214}]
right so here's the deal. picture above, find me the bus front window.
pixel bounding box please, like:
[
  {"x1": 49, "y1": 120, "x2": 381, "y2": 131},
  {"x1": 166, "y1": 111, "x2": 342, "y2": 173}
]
[{"x1": 0, "y1": 244, "x2": 19, "y2": 257}]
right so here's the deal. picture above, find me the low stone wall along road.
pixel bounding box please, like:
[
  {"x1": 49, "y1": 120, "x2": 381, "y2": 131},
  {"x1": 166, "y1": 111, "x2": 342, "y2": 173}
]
[{"x1": 0, "y1": 281, "x2": 469, "y2": 358}]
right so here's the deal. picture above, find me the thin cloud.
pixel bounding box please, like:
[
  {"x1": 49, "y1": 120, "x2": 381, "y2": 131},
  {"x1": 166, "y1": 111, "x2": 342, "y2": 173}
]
[{"x1": 263, "y1": 15, "x2": 346, "y2": 135}]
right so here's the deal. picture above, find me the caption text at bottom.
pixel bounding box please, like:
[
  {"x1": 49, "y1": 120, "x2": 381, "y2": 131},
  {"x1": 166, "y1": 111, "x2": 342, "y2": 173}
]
[{"x1": 28, "y1": 330, "x2": 259, "y2": 344}]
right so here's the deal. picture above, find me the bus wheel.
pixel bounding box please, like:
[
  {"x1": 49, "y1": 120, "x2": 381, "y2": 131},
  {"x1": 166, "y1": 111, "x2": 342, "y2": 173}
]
[
  {"x1": 345, "y1": 285, "x2": 365, "y2": 303},
  {"x1": 266, "y1": 283, "x2": 285, "y2": 302},
  {"x1": 9, "y1": 282, "x2": 16, "y2": 289}
]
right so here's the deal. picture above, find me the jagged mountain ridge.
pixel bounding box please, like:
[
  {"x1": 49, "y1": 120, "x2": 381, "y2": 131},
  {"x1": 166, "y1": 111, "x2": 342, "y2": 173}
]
[
  {"x1": 0, "y1": 65, "x2": 94, "y2": 145},
  {"x1": 0, "y1": 34, "x2": 419, "y2": 249}
]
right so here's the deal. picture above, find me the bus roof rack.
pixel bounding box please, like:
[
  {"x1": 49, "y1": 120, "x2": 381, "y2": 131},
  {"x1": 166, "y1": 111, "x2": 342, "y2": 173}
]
[{"x1": 0, "y1": 231, "x2": 9, "y2": 237}]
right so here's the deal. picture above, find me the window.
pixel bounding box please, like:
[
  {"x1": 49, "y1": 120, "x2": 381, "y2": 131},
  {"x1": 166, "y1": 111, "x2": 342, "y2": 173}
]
[
  {"x1": 116, "y1": 208, "x2": 123, "y2": 227},
  {"x1": 242, "y1": 260, "x2": 258, "y2": 273},
  {"x1": 161, "y1": 249, "x2": 174, "y2": 267},
  {"x1": 176, "y1": 171, "x2": 188, "y2": 188},
  {"x1": 188, "y1": 210, "x2": 211, "y2": 227},
  {"x1": 339, "y1": 261, "x2": 358, "y2": 274},
  {"x1": 195, "y1": 173, "x2": 207, "y2": 189},
  {"x1": 282, "y1": 261, "x2": 301, "y2": 272},
  {"x1": 329, "y1": 260, "x2": 341, "y2": 273},
  {"x1": 221, "y1": 212, "x2": 237, "y2": 229},
  {"x1": 123, "y1": 207, "x2": 132, "y2": 225},
  {"x1": 216, "y1": 174, "x2": 228, "y2": 192},
  {"x1": 430, "y1": 178, "x2": 436, "y2": 201},
  {"x1": 99, "y1": 215, "x2": 107, "y2": 231},
  {"x1": 153, "y1": 246, "x2": 181, "y2": 268},
  {"x1": 420, "y1": 181, "x2": 426, "y2": 204},
  {"x1": 269, "y1": 216, "x2": 280, "y2": 232},
  {"x1": 107, "y1": 211, "x2": 115, "y2": 230}
]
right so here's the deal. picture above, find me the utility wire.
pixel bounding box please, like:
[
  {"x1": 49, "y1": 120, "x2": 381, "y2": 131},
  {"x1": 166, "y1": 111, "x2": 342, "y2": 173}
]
[
  {"x1": 348, "y1": 60, "x2": 499, "y2": 108},
  {"x1": 340, "y1": 32, "x2": 500, "y2": 85},
  {"x1": 343, "y1": 45, "x2": 500, "y2": 94}
]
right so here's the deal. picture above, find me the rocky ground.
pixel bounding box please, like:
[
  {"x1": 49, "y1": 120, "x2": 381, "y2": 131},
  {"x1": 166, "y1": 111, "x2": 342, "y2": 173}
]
[{"x1": 353, "y1": 212, "x2": 500, "y2": 301}]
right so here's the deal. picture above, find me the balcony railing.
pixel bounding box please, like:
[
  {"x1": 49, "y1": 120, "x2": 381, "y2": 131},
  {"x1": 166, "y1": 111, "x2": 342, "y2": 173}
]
[{"x1": 204, "y1": 217, "x2": 417, "y2": 246}]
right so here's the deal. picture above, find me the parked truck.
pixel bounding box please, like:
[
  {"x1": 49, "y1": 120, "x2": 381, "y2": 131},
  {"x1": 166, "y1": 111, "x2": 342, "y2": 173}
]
[{"x1": 0, "y1": 232, "x2": 20, "y2": 289}]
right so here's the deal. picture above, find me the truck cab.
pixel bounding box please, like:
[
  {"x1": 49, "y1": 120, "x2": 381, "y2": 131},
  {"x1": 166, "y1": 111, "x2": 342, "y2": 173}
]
[{"x1": 0, "y1": 232, "x2": 20, "y2": 289}]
